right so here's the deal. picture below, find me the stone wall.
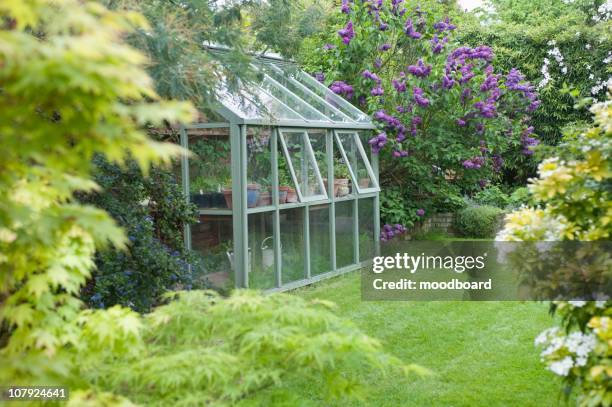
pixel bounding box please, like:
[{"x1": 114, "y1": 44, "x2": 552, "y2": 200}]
[{"x1": 409, "y1": 212, "x2": 455, "y2": 236}]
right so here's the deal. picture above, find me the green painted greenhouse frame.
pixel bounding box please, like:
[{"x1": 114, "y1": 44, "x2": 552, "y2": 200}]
[{"x1": 180, "y1": 51, "x2": 380, "y2": 291}]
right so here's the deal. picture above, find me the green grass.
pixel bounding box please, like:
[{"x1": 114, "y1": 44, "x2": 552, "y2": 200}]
[{"x1": 286, "y1": 272, "x2": 567, "y2": 407}]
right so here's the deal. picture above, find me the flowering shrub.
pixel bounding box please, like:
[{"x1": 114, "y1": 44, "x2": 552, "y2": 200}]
[
  {"x1": 497, "y1": 97, "x2": 611, "y2": 405},
  {"x1": 459, "y1": 1, "x2": 612, "y2": 147},
  {"x1": 300, "y1": 0, "x2": 539, "y2": 225}
]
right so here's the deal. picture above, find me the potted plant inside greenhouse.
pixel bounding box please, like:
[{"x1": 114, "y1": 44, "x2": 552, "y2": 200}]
[
  {"x1": 257, "y1": 177, "x2": 273, "y2": 206},
  {"x1": 334, "y1": 157, "x2": 352, "y2": 197},
  {"x1": 189, "y1": 138, "x2": 230, "y2": 208},
  {"x1": 278, "y1": 156, "x2": 297, "y2": 203}
]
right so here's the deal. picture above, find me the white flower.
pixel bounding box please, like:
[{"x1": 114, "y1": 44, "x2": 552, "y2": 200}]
[
  {"x1": 569, "y1": 300, "x2": 586, "y2": 307},
  {"x1": 548, "y1": 357, "x2": 574, "y2": 376},
  {"x1": 586, "y1": 44, "x2": 591, "y2": 50},
  {"x1": 589, "y1": 74, "x2": 595, "y2": 80},
  {"x1": 535, "y1": 327, "x2": 559, "y2": 346},
  {"x1": 562, "y1": 66, "x2": 568, "y2": 74}
]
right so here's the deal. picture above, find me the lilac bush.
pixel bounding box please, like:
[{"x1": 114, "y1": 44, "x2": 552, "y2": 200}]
[{"x1": 301, "y1": 0, "x2": 540, "y2": 226}]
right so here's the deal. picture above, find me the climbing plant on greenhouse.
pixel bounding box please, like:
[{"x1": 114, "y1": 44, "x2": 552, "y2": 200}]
[{"x1": 497, "y1": 97, "x2": 611, "y2": 405}]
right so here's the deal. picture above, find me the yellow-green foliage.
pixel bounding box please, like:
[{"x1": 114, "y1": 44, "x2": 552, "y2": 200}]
[
  {"x1": 0, "y1": 0, "x2": 194, "y2": 402},
  {"x1": 497, "y1": 96, "x2": 611, "y2": 406},
  {"x1": 0, "y1": 3, "x2": 418, "y2": 405},
  {"x1": 90, "y1": 290, "x2": 422, "y2": 406}
]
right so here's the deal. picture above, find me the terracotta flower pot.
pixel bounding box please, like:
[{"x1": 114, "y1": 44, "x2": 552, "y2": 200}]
[
  {"x1": 257, "y1": 190, "x2": 272, "y2": 206},
  {"x1": 286, "y1": 187, "x2": 298, "y2": 203},
  {"x1": 358, "y1": 178, "x2": 370, "y2": 188},
  {"x1": 334, "y1": 178, "x2": 350, "y2": 197}
]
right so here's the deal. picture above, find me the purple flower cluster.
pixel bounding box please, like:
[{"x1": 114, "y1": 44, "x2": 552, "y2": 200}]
[
  {"x1": 416, "y1": 208, "x2": 426, "y2": 217},
  {"x1": 521, "y1": 126, "x2": 540, "y2": 155},
  {"x1": 479, "y1": 140, "x2": 488, "y2": 154},
  {"x1": 505, "y1": 68, "x2": 540, "y2": 112},
  {"x1": 433, "y1": 17, "x2": 456, "y2": 33},
  {"x1": 323, "y1": 43, "x2": 336, "y2": 50},
  {"x1": 392, "y1": 78, "x2": 407, "y2": 93},
  {"x1": 368, "y1": 132, "x2": 388, "y2": 153},
  {"x1": 447, "y1": 46, "x2": 493, "y2": 71},
  {"x1": 379, "y1": 43, "x2": 391, "y2": 51},
  {"x1": 338, "y1": 21, "x2": 355, "y2": 45},
  {"x1": 391, "y1": 0, "x2": 406, "y2": 16},
  {"x1": 371, "y1": 86, "x2": 384, "y2": 96},
  {"x1": 407, "y1": 59, "x2": 432, "y2": 78},
  {"x1": 409, "y1": 115, "x2": 422, "y2": 137},
  {"x1": 330, "y1": 80, "x2": 353, "y2": 99},
  {"x1": 430, "y1": 35, "x2": 449, "y2": 54},
  {"x1": 441, "y1": 74, "x2": 455, "y2": 89},
  {"x1": 314, "y1": 72, "x2": 325, "y2": 82},
  {"x1": 473, "y1": 100, "x2": 497, "y2": 118},
  {"x1": 373, "y1": 109, "x2": 401, "y2": 127},
  {"x1": 363, "y1": 70, "x2": 381, "y2": 83},
  {"x1": 458, "y1": 64, "x2": 475, "y2": 84},
  {"x1": 491, "y1": 155, "x2": 504, "y2": 172},
  {"x1": 381, "y1": 223, "x2": 407, "y2": 241},
  {"x1": 341, "y1": 0, "x2": 352, "y2": 14},
  {"x1": 480, "y1": 67, "x2": 500, "y2": 92},
  {"x1": 404, "y1": 18, "x2": 422, "y2": 39},
  {"x1": 413, "y1": 87, "x2": 430, "y2": 107},
  {"x1": 462, "y1": 156, "x2": 485, "y2": 169},
  {"x1": 392, "y1": 149, "x2": 409, "y2": 157}
]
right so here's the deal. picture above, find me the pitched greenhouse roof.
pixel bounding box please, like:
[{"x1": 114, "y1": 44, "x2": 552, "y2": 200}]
[{"x1": 210, "y1": 48, "x2": 374, "y2": 129}]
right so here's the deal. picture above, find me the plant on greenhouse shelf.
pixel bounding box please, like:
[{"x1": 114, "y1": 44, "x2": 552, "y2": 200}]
[
  {"x1": 497, "y1": 97, "x2": 611, "y2": 405},
  {"x1": 334, "y1": 157, "x2": 352, "y2": 197},
  {"x1": 299, "y1": 0, "x2": 540, "y2": 224}
]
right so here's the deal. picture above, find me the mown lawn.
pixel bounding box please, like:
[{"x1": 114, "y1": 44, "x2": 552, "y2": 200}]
[{"x1": 285, "y1": 272, "x2": 567, "y2": 407}]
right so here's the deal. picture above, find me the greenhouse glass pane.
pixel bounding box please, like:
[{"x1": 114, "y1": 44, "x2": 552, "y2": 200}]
[
  {"x1": 188, "y1": 129, "x2": 231, "y2": 209},
  {"x1": 280, "y1": 130, "x2": 327, "y2": 201},
  {"x1": 246, "y1": 126, "x2": 273, "y2": 209},
  {"x1": 277, "y1": 141, "x2": 300, "y2": 205},
  {"x1": 358, "y1": 198, "x2": 376, "y2": 262},
  {"x1": 306, "y1": 129, "x2": 328, "y2": 192},
  {"x1": 267, "y1": 61, "x2": 371, "y2": 123},
  {"x1": 248, "y1": 212, "x2": 276, "y2": 289},
  {"x1": 335, "y1": 200, "x2": 355, "y2": 268},
  {"x1": 280, "y1": 208, "x2": 305, "y2": 284},
  {"x1": 256, "y1": 62, "x2": 352, "y2": 123},
  {"x1": 191, "y1": 215, "x2": 234, "y2": 290},
  {"x1": 218, "y1": 81, "x2": 304, "y2": 121},
  {"x1": 309, "y1": 204, "x2": 332, "y2": 275},
  {"x1": 258, "y1": 75, "x2": 329, "y2": 122},
  {"x1": 336, "y1": 131, "x2": 378, "y2": 193},
  {"x1": 332, "y1": 137, "x2": 354, "y2": 198}
]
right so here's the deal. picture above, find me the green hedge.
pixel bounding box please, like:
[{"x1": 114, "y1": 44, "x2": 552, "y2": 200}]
[{"x1": 453, "y1": 206, "x2": 505, "y2": 238}]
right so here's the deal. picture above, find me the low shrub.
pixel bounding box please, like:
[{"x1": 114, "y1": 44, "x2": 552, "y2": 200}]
[
  {"x1": 473, "y1": 186, "x2": 511, "y2": 208},
  {"x1": 453, "y1": 205, "x2": 505, "y2": 238},
  {"x1": 508, "y1": 186, "x2": 531, "y2": 209}
]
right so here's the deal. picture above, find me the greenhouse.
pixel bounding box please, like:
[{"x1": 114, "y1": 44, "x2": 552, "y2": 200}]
[{"x1": 180, "y1": 49, "x2": 380, "y2": 290}]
